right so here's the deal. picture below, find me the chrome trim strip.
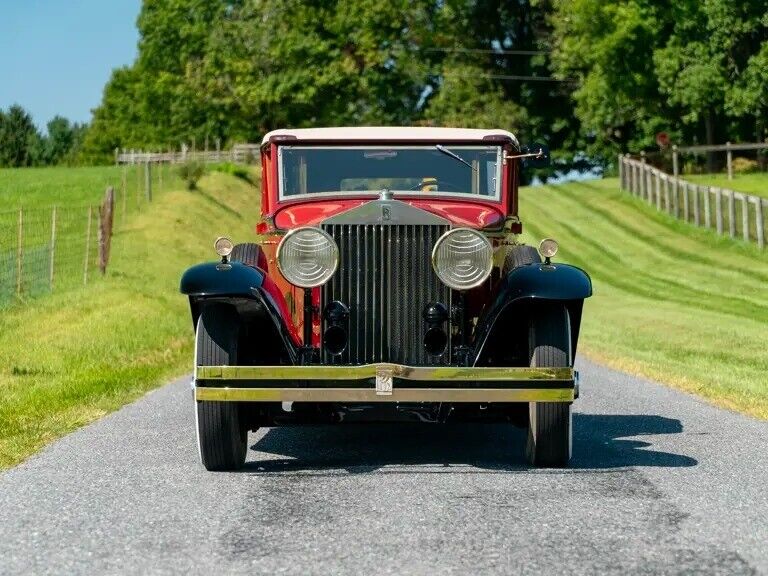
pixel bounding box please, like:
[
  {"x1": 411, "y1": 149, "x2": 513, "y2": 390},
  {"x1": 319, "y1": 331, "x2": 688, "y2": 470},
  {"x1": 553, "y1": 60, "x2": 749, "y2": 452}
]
[
  {"x1": 196, "y1": 365, "x2": 575, "y2": 381},
  {"x1": 195, "y1": 387, "x2": 575, "y2": 403},
  {"x1": 322, "y1": 198, "x2": 451, "y2": 226}
]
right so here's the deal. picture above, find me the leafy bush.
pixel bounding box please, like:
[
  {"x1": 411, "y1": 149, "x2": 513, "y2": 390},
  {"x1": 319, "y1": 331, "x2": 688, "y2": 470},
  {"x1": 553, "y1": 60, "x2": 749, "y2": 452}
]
[
  {"x1": 732, "y1": 157, "x2": 759, "y2": 174},
  {"x1": 211, "y1": 162, "x2": 254, "y2": 185},
  {"x1": 177, "y1": 161, "x2": 206, "y2": 190}
]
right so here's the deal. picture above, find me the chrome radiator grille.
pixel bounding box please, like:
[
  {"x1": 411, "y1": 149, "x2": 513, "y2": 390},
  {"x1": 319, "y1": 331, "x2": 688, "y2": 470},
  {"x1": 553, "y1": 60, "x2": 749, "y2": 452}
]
[{"x1": 321, "y1": 223, "x2": 452, "y2": 365}]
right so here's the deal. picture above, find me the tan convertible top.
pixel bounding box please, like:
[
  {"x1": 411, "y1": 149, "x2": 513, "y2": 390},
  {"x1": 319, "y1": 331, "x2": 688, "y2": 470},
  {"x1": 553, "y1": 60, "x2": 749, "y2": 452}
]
[{"x1": 261, "y1": 126, "x2": 518, "y2": 146}]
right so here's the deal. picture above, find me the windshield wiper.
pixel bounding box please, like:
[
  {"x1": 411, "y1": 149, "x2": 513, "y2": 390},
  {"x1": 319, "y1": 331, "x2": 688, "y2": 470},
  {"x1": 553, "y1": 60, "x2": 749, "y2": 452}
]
[{"x1": 435, "y1": 145, "x2": 477, "y2": 171}]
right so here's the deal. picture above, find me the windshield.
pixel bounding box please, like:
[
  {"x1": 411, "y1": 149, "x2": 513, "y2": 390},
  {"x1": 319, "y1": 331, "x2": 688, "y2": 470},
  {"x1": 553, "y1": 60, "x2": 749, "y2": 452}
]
[{"x1": 278, "y1": 145, "x2": 502, "y2": 200}]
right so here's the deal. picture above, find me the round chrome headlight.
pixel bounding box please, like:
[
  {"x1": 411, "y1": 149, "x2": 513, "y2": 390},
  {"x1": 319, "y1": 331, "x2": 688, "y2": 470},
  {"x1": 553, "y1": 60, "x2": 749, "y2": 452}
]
[
  {"x1": 431, "y1": 228, "x2": 493, "y2": 291},
  {"x1": 277, "y1": 227, "x2": 339, "y2": 288}
]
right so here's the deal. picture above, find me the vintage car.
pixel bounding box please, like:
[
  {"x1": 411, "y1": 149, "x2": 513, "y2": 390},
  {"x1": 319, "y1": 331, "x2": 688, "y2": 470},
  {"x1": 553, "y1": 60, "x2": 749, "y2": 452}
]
[{"x1": 181, "y1": 127, "x2": 592, "y2": 470}]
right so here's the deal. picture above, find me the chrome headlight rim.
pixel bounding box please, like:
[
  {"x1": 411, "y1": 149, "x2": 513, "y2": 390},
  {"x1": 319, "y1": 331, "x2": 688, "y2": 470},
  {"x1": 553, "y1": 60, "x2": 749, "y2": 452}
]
[
  {"x1": 538, "y1": 237, "x2": 559, "y2": 259},
  {"x1": 214, "y1": 236, "x2": 234, "y2": 257},
  {"x1": 431, "y1": 227, "x2": 494, "y2": 291},
  {"x1": 276, "y1": 226, "x2": 339, "y2": 288}
]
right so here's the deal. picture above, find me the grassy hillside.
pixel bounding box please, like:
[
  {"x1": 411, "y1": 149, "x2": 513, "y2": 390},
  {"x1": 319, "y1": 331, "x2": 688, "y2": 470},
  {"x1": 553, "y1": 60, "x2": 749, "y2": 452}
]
[
  {"x1": 0, "y1": 171, "x2": 260, "y2": 469},
  {"x1": 520, "y1": 178, "x2": 768, "y2": 419},
  {"x1": 686, "y1": 172, "x2": 768, "y2": 198}
]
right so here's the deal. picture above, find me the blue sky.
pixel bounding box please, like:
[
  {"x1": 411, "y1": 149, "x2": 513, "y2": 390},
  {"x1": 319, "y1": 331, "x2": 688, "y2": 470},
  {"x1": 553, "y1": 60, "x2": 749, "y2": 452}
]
[{"x1": 0, "y1": 0, "x2": 141, "y2": 131}]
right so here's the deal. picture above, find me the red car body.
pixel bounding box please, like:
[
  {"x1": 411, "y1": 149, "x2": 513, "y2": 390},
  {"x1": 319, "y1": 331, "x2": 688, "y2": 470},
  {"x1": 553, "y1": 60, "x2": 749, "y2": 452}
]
[{"x1": 256, "y1": 127, "x2": 521, "y2": 347}]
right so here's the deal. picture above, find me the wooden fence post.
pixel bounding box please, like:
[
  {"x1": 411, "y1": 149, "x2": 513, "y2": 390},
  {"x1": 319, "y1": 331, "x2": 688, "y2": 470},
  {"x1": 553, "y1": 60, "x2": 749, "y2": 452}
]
[
  {"x1": 671, "y1": 176, "x2": 679, "y2": 217},
  {"x1": 634, "y1": 161, "x2": 640, "y2": 196},
  {"x1": 756, "y1": 199, "x2": 765, "y2": 249},
  {"x1": 742, "y1": 197, "x2": 750, "y2": 242},
  {"x1": 693, "y1": 185, "x2": 700, "y2": 226},
  {"x1": 84, "y1": 206, "x2": 92, "y2": 285},
  {"x1": 145, "y1": 162, "x2": 153, "y2": 202},
  {"x1": 683, "y1": 182, "x2": 690, "y2": 222},
  {"x1": 664, "y1": 175, "x2": 671, "y2": 213},
  {"x1": 726, "y1": 142, "x2": 733, "y2": 181},
  {"x1": 121, "y1": 165, "x2": 127, "y2": 225},
  {"x1": 672, "y1": 145, "x2": 679, "y2": 176},
  {"x1": 646, "y1": 169, "x2": 653, "y2": 204},
  {"x1": 49, "y1": 206, "x2": 57, "y2": 289},
  {"x1": 715, "y1": 188, "x2": 723, "y2": 235},
  {"x1": 158, "y1": 156, "x2": 163, "y2": 191},
  {"x1": 16, "y1": 208, "x2": 23, "y2": 296},
  {"x1": 99, "y1": 187, "x2": 115, "y2": 274},
  {"x1": 727, "y1": 190, "x2": 736, "y2": 238},
  {"x1": 640, "y1": 152, "x2": 646, "y2": 198},
  {"x1": 136, "y1": 158, "x2": 141, "y2": 207},
  {"x1": 655, "y1": 171, "x2": 662, "y2": 210},
  {"x1": 704, "y1": 186, "x2": 711, "y2": 228}
]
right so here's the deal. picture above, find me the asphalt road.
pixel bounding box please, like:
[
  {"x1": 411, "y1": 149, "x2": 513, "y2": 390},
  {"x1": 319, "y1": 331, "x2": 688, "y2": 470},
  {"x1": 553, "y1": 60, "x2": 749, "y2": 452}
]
[{"x1": 1, "y1": 357, "x2": 766, "y2": 575}]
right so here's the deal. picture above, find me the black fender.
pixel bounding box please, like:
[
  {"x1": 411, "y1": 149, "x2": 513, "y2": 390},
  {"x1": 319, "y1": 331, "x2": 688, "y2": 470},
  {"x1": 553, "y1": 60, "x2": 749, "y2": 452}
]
[
  {"x1": 180, "y1": 261, "x2": 298, "y2": 364},
  {"x1": 472, "y1": 263, "x2": 592, "y2": 365},
  {"x1": 180, "y1": 261, "x2": 266, "y2": 298}
]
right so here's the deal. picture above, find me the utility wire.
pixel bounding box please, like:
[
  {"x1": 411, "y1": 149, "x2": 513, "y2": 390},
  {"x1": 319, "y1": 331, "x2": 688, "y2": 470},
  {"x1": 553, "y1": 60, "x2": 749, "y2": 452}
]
[
  {"x1": 442, "y1": 72, "x2": 575, "y2": 83},
  {"x1": 425, "y1": 47, "x2": 551, "y2": 56}
]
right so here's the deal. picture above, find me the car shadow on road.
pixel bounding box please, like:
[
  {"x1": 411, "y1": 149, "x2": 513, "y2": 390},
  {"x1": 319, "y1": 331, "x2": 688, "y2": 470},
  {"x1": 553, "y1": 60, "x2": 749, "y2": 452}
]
[{"x1": 240, "y1": 413, "x2": 698, "y2": 474}]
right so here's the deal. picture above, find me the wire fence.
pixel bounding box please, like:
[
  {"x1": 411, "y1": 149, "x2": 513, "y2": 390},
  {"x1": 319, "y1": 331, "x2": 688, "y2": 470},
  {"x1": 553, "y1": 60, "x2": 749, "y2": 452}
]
[
  {"x1": 0, "y1": 162, "x2": 180, "y2": 309},
  {"x1": 0, "y1": 205, "x2": 100, "y2": 304},
  {"x1": 619, "y1": 155, "x2": 767, "y2": 249}
]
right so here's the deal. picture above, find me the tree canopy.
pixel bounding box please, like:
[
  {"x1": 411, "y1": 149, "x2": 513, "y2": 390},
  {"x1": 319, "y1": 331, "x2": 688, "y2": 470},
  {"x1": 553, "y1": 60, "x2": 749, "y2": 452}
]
[{"x1": 78, "y1": 0, "x2": 768, "y2": 168}]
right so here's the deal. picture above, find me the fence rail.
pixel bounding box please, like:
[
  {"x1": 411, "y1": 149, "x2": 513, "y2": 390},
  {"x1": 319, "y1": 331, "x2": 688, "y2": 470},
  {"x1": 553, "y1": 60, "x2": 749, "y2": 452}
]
[
  {"x1": 116, "y1": 143, "x2": 258, "y2": 165},
  {"x1": 618, "y1": 154, "x2": 767, "y2": 249},
  {"x1": 669, "y1": 141, "x2": 768, "y2": 178}
]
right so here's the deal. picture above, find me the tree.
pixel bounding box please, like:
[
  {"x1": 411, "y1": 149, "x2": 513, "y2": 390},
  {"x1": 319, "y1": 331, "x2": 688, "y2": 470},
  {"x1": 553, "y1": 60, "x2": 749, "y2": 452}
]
[
  {"x1": 424, "y1": 62, "x2": 527, "y2": 133},
  {"x1": 550, "y1": 0, "x2": 768, "y2": 162},
  {"x1": 0, "y1": 105, "x2": 41, "y2": 167},
  {"x1": 549, "y1": 0, "x2": 673, "y2": 160},
  {"x1": 43, "y1": 116, "x2": 76, "y2": 165}
]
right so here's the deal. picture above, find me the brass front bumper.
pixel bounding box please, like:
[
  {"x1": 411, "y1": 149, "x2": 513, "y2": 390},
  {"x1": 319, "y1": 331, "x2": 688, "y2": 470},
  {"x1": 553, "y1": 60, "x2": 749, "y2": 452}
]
[{"x1": 194, "y1": 364, "x2": 577, "y2": 403}]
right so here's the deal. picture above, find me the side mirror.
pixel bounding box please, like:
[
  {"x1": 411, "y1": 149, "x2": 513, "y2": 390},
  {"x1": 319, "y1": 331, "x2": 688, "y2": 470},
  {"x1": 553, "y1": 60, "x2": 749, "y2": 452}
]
[
  {"x1": 521, "y1": 142, "x2": 550, "y2": 169},
  {"x1": 505, "y1": 143, "x2": 551, "y2": 168}
]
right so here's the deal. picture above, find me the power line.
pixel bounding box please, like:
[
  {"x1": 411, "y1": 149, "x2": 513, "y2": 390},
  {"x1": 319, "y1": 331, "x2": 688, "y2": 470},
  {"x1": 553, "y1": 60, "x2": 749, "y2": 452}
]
[
  {"x1": 425, "y1": 47, "x2": 551, "y2": 56},
  {"x1": 442, "y1": 72, "x2": 575, "y2": 83}
]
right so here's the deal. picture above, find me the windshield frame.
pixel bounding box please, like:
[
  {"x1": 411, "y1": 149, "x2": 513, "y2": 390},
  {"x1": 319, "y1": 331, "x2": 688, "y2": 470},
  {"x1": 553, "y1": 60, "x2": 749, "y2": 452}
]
[{"x1": 276, "y1": 145, "x2": 504, "y2": 203}]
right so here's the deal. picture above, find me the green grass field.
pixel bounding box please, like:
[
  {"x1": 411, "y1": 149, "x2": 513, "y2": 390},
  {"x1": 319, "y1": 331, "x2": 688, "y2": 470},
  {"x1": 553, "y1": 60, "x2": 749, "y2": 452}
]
[
  {"x1": 0, "y1": 171, "x2": 260, "y2": 468},
  {"x1": 686, "y1": 172, "x2": 768, "y2": 198},
  {"x1": 0, "y1": 164, "x2": 172, "y2": 210},
  {"x1": 520, "y1": 178, "x2": 768, "y2": 419}
]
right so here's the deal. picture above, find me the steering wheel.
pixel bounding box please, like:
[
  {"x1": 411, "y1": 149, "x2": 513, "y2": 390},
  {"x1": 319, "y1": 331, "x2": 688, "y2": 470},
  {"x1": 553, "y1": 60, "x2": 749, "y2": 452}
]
[{"x1": 409, "y1": 179, "x2": 464, "y2": 192}]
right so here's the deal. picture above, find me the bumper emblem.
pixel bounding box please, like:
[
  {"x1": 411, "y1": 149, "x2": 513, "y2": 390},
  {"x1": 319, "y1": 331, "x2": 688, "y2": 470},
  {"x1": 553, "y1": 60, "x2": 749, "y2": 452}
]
[{"x1": 375, "y1": 367, "x2": 393, "y2": 396}]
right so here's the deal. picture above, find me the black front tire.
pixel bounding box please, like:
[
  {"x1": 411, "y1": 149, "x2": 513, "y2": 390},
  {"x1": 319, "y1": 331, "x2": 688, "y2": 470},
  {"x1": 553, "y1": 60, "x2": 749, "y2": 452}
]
[
  {"x1": 525, "y1": 304, "x2": 572, "y2": 467},
  {"x1": 195, "y1": 304, "x2": 248, "y2": 471}
]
